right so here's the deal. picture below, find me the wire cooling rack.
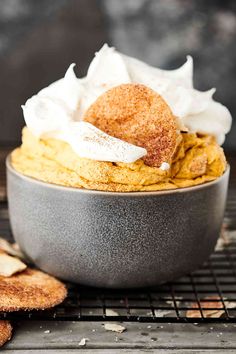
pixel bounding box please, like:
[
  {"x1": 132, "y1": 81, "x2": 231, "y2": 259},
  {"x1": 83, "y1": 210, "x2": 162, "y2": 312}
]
[
  {"x1": 0, "y1": 202, "x2": 236, "y2": 323},
  {"x1": 0, "y1": 152, "x2": 236, "y2": 323}
]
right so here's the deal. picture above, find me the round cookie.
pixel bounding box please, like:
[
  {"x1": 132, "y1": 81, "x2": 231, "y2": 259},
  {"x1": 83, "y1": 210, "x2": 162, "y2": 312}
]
[
  {"x1": 0, "y1": 268, "x2": 67, "y2": 311},
  {"x1": 84, "y1": 83, "x2": 178, "y2": 167}
]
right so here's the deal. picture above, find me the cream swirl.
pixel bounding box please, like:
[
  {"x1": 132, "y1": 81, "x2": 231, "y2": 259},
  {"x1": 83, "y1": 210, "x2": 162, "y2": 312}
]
[{"x1": 22, "y1": 44, "x2": 231, "y2": 163}]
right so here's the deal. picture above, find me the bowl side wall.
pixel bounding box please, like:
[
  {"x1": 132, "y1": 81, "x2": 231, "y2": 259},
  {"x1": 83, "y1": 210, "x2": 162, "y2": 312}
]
[{"x1": 7, "y1": 163, "x2": 229, "y2": 288}]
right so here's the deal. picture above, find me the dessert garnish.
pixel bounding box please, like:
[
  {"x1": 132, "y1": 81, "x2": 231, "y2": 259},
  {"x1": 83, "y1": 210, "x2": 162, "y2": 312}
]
[
  {"x1": 21, "y1": 44, "x2": 231, "y2": 164},
  {"x1": 59, "y1": 121, "x2": 147, "y2": 163},
  {"x1": 84, "y1": 83, "x2": 178, "y2": 167},
  {"x1": 12, "y1": 44, "x2": 232, "y2": 192}
]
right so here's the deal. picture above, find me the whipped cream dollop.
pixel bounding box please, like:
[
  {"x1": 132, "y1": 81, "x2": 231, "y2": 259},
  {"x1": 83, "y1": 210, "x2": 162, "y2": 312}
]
[
  {"x1": 22, "y1": 44, "x2": 232, "y2": 164},
  {"x1": 56, "y1": 122, "x2": 147, "y2": 163}
]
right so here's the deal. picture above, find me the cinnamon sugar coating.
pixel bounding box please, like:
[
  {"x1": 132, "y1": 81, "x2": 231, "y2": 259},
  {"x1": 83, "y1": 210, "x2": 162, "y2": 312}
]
[
  {"x1": 0, "y1": 268, "x2": 67, "y2": 311},
  {"x1": 84, "y1": 84, "x2": 179, "y2": 167}
]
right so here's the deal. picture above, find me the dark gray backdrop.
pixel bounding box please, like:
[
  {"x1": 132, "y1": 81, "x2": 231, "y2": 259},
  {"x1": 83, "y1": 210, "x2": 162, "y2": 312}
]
[{"x1": 0, "y1": 0, "x2": 235, "y2": 149}]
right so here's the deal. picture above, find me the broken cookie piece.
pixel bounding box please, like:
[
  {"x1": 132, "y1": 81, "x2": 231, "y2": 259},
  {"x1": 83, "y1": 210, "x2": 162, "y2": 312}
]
[
  {"x1": 186, "y1": 296, "x2": 225, "y2": 318},
  {"x1": 104, "y1": 323, "x2": 126, "y2": 333},
  {"x1": 0, "y1": 238, "x2": 26, "y2": 260},
  {"x1": 0, "y1": 251, "x2": 27, "y2": 277},
  {"x1": 0, "y1": 321, "x2": 12, "y2": 347}
]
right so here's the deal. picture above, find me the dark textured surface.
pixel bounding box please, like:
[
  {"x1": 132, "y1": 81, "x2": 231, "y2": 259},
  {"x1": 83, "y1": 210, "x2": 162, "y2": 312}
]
[
  {"x1": 0, "y1": 0, "x2": 235, "y2": 149},
  {"x1": 0, "y1": 0, "x2": 107, "y2": 144},
  {"x1": 7, "y1": 160, "x2": 229, "y2": 288},
  {"x1": 102, "y1": 0, "x2": 236, "y2": 149}
]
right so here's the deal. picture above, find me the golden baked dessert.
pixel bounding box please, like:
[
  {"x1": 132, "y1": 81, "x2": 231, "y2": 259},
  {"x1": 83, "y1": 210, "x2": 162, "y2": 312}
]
[
  {"x1": 12, "y1": 127, "x2": 226, "y2": 192},
  {"x1": 12, "y1": 45, "x2": 231, "y2": 192}
]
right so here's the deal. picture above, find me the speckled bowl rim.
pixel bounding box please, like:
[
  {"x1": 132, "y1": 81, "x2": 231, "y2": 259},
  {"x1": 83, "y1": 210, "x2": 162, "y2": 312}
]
[{"x1": 6, "y1": 155, "x2": 230, "y2": 197}]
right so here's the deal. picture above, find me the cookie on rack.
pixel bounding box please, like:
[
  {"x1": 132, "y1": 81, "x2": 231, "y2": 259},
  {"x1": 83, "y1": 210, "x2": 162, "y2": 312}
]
[{"x1": 0, "y1": 268, "x2": 67, "y2": 311}]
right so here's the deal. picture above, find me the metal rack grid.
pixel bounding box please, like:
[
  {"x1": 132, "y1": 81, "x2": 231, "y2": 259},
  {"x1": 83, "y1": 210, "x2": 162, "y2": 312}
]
[
  {"x1": 0, "y1": 201, "x2": 236, "y2": 323},
  {"x1": 0, "y1": 151, "x2": 236, "y2": 323}
]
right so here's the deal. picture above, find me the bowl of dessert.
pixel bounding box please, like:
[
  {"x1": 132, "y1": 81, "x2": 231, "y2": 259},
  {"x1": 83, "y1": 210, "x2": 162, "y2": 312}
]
[{"x1": 7, "y1": 45, "x2": 231, "y2": 288}]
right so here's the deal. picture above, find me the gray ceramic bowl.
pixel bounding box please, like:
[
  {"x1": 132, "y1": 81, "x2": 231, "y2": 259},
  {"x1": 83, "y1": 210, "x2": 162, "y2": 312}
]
[{"x1": 6, "y1": 156, "x2": 229, "y2": 288}]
